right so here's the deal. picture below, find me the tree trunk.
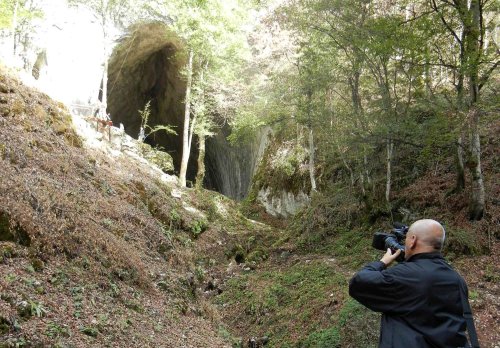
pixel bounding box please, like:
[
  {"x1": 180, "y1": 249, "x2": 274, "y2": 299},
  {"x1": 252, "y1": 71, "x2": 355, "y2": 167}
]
[
  {"x1": 363, "y1": 154, "x2": 373, "y2": 193},
  {"x1": 102, "y1": 48, "x2": 109, "y2": 113},
  {"x1": 453, "y1": 26, "x2": 466, "y2": 194},
  {"x1": 98, "y1": 14, "x2": 109, "y2": 119},
  {"x1": 179, "y1": 50, "x2": 194, "y2": 187},
  {"x1": 465, "y1": 0, "x2": 485, "y2": 220},
  {"x1": 306, "y1": 90, "x2": 316, "y2": 193},
  {"x1": 339, "y1": 154, "x2": 355, "y2": 188},
  {"x1": 195, "y1": 134, "x2": 206, "y2": 189},
  {"x1": 385, "y1": 138, "x2": 394, "y2": 203},
  {"x1": 468, "y1": 108, "x2": 485, "y2": 220},
  {"x1": 308, "y1": 126, "x2": 317, "y2": 192},
  {"x1": 11, "y1": 0, "x2": 19, "y2": 57},
  {"x1": 454, "y1": 135, "x2": 466, "y2": 192}
]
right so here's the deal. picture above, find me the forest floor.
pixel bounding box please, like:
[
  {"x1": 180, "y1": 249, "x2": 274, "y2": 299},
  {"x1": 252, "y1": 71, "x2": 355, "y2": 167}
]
[{"x1": 0, "y1": 67, "x2": 499, "y2": 348}]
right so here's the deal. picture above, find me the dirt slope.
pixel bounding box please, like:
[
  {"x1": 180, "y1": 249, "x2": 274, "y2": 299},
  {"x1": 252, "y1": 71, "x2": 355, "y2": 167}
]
[{"x1": 0, "y1": 67, "x2": 271, "y2": 347}]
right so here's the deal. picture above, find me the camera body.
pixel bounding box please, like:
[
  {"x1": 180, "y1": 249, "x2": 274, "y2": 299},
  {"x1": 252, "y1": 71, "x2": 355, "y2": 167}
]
[{"x1": 372, "y1": 223, "x2": 409, "y2": 262}]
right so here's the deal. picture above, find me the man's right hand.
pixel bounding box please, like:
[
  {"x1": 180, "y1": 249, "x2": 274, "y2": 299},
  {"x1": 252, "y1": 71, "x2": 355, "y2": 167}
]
[{"x1": 380, "y1": 248, "x2": 401, "y2": 267}]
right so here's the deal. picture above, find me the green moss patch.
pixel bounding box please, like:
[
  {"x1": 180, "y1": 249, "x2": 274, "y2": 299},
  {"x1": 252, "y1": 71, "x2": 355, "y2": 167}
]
[{"x1": 217, "y1": 260, "x2": 347, "y2": 347}]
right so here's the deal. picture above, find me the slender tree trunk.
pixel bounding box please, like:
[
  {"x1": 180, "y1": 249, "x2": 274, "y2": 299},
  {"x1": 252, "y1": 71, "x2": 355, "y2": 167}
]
[
  {"x1": 359, "y1": 173, "x2": 366, "y2": 197},
  {"x1": 179, "y1": 50, "x2": 194, "y2": 187},
  {"x1": 101, "y1": 49, "x2": 109, "y2": 117},
  {"x1": 306, "y1": 90, "x2": 316, "y2": 192},
  {"x1": 465, "y1": 0, "x2": 485, "y2": 220},
  {"x1": 364, "y1": 156, "x2": 371, "y2": 187},
  {"x1": 188, "y1": 66, "x2": 204, "y2": 154},
  {"x1": 454, "y1": 135, "x2": 465, "y2": 192},
  {"x1": 385, "y1": 138, "x2": 394, "y2": 203},
  {"x1": 468, "y1": 108, "x2": 485, "y2": 220},
  {"x1": 195, "y1": 134, "x2": 206, "y2": 189},
  {"x1": 308, "y1": 126, "x2": 317, "y2": 192},
  {"x1": 454, "y1": 27, "x2": 466, "y2": 193},
  {"x1": 98, "y1": 16, "x2": 109, "y2": 119},
  {"x1": 11, "y1": 0, "x2": 19, "y2": 57},
  {"x1": 339, "y1": 153, "x2": 355, "y2": 187},
  {"x1": 194, "y1": 66, "x2": 208, "y2": 189}
]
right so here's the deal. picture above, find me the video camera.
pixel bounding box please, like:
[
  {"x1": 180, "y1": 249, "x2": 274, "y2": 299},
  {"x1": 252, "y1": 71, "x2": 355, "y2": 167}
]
[{"x1": 372, "y1": 222, "x2": 409, "y2": 262}]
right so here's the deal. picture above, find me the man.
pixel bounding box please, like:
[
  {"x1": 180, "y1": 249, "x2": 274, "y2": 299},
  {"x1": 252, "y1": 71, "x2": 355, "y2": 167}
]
[{"x1": 349, "y1": 219, "x2": 474, "y2": 348}]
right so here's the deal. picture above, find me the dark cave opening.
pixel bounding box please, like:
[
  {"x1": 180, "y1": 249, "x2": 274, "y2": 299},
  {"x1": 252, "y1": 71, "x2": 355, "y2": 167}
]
[{"x1": 107, "y1": 24, "x2": 198, "y2": 182}]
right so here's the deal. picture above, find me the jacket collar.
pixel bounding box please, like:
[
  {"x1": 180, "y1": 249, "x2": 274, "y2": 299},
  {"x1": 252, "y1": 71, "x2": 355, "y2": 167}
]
[{"x1": 406, "y1": 251, "x2": 443, "y2": 262}]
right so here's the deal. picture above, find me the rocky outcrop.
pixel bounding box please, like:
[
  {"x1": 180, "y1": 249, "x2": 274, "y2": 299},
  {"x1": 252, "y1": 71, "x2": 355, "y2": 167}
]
[
  {"x1": 256, "y1": 188, "x2": 310, "y2": 217},
  {"x1": 205, "y1": 126, "x2": 272, "y2": 200}
]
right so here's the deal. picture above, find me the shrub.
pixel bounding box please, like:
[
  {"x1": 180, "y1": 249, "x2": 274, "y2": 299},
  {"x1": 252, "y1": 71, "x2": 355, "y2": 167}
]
[{"x1": 444, "y1": 228, "x2": 484, "y2": 257}]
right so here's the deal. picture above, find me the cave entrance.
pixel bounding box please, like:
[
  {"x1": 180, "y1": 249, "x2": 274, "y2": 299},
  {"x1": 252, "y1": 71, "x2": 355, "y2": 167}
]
[
  {"x1": 107, "y1": 22, "x2": 268, "y2": 200},
  {"x1": 107, "y1": 22, "x2": 198, "y2": 181}
]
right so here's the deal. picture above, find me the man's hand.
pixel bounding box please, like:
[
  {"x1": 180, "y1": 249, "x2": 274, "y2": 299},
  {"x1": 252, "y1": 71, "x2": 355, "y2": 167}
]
[{"x1": 380, "y1": 248, "x2": 402, "y2": 266}]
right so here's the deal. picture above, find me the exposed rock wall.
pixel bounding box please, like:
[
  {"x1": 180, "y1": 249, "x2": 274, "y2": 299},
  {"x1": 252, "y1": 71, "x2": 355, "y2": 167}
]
[
  {"x1": 250, "y1": 133, "x2": 312, "y2": 216},
  {"x1": 257, "y1": 188, "x2": 310, "y2": 217},
  {"x1": 205, "y1": 126, "x2": 272, "y2": 200}
]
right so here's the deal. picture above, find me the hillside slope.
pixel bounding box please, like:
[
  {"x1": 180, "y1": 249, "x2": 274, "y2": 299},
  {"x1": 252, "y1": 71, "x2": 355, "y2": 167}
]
[{"x1": 0, "y1": 68, "x2": 275, "y2": 347}]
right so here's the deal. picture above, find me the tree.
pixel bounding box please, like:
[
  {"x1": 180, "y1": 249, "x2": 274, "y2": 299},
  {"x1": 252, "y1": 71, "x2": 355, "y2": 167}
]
[
  {"x1": 1, "y1": 0, "x2": 43, "y2": 65},
  {"x1": 427, "y1": 0, "x2": 499, "y2": 220}
]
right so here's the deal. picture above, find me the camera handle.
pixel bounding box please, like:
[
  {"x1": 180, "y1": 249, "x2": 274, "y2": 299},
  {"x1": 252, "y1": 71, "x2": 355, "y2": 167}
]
[{"x1": 459, "y1": 280, "x2": 480, "y2": 348}]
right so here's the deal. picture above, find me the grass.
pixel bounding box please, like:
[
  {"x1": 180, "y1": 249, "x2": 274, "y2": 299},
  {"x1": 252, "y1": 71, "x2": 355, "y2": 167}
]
[{"x1": 217, "y1": 260, "x2": 348, "y2": 347}]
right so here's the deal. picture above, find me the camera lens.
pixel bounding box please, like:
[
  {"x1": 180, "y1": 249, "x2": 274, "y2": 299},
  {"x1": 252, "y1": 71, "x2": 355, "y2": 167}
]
[{"x1": 385, "y1": 236, "x2": 405, "y2": 252}]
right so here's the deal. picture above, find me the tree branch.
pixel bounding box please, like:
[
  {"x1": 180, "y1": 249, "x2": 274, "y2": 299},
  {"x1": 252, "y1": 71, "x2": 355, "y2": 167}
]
[
  {"x1": 431, "y1": 0, "x2": 462, "y2": 45},
  {"x1": 478, "y1": 60, "x2": 500, "y2": 90}
]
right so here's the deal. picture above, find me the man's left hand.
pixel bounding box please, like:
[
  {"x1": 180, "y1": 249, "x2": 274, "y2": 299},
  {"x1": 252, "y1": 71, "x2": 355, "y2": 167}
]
[{"x1": 380, "y1": 248, "x2": 401, "y2": 266}]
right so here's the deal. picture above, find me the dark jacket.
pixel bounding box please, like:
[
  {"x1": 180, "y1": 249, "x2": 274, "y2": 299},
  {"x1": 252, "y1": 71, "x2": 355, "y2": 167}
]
[{"x1": 349, "y1": 252, "x2": 469, "y2": 348}]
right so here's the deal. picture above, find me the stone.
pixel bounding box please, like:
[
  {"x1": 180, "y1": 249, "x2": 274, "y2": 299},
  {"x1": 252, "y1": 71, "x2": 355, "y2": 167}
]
[{"x1": 257, "y1": 187, "x2": 310, "y2": 217}]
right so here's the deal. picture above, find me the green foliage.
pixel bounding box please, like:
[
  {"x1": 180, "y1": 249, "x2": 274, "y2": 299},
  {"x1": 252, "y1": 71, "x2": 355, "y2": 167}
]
[
  {"x1": 252, "y1": 136, "x2": 311, "y2": 195},
  {"x1": 67, "y1": 0, "x2": 134, "y2": 28},
  {"x1": 0, "y1": 0, "x2": 43, "y2": 29},
  {"x1": 45, "y1": 322, "x2": 70, "y2": 339},
  {"x1": 139, "y1": 143, "x2": 174, "y2": 172},
  {"x1": 299, "y1": 327, "x2": 340, "y2": 348},
  {"x1": 217, "y1": 261, "x2": 347, "y2": 347},
  {"x1": 335, "y1": 299, "x2": 379, "y2": 348},
  {"x1": 246, "y1": 247, "x2": 268, "y2": 263},
  {"x1": 4, "y1": 273, "x2": 16, "y2": 283},
  {"x1": 217, "y1": 325, "x2": 242, "y2": 348},
  {"x1": 444, "y1": 228, "x2": 484, "y2": 258},
  {"x1": 291, "y1": 185, "x2": 360, "y2": 243},
  {"x1": 269, "y1": 141, "x2": 307, "y2": 178},
  {"x1": 0, "y1": 0, "x2": 15, "y2": 28},
  {"x1": 195, "y1": 264, "x2": 205, "y2": 281},
  {"x1": 138, "y1": 101, "x2": 177, "y2": 142},
  {"x1": 189, "y1": 218, "x2": 208, "y2": 238},
  {"x1": 29, "y1": 300, "x2": 46, "y2": 317},
  {"x1": 17, "y1": 300, "x2": 47, "y2": 318},
  {"x1": 80, "y1": 325, "x2": 99, "y2": 337}
]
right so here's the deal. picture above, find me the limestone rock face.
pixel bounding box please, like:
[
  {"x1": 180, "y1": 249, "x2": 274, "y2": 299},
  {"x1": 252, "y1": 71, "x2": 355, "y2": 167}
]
[
  {"x1": 205, "y1": 126, "x2": 272, "y2": 200},
  {"x1": 257, "y1": 187, "x2": 310, "y2": 217}
]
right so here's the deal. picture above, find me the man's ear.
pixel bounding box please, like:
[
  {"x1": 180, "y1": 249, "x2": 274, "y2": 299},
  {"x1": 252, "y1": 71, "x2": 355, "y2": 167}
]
[{"x1": 408, "y1": 235, "x2": 417, "y2": 249}]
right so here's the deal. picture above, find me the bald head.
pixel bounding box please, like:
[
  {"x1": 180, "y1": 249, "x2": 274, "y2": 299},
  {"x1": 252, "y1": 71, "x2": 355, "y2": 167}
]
[{"x1": 404, "y1": 219, "x2": 445, "y2": 259}]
